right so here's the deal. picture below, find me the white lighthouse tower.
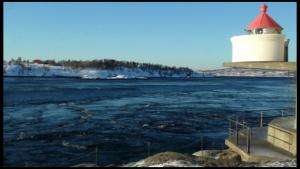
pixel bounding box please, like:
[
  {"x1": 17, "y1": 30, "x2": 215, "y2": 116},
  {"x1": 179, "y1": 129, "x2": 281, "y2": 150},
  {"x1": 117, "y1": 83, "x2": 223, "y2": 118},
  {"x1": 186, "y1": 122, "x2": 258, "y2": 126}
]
[{"x1": 231, "y1": 4, "x2": 289, "y2": 63}]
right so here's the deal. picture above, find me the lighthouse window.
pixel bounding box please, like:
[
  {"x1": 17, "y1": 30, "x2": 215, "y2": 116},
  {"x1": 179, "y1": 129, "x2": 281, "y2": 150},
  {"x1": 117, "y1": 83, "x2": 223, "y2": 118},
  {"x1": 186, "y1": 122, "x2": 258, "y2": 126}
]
[{"x1": 255, "y1": 28, "x2": 263, "y2": 34}]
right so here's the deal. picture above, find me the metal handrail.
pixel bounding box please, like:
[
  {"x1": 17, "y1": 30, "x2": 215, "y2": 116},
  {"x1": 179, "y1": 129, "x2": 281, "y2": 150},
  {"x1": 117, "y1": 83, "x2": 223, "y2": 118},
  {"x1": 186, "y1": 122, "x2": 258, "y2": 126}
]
[
  {"x1": 228, "y1": 117, "x2": 252, "y2": 154},
  {"x1": 267, "y1": 134, "x2": 292, "y2": 146},
  {"x1": 227, "y1": 108, "x2": 295, "y2": 155},
  {"x1": 228, "y1": 109, "x2": 295, "y2": 128},
  {"x1": 267, "y1": 124, "x2": 293, "y2": 152}
]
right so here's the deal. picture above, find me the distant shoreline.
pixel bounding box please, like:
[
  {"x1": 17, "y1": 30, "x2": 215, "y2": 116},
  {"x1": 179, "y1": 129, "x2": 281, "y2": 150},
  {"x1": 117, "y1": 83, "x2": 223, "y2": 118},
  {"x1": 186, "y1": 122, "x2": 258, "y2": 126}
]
[
  {"x1": 4, "y1": 63, "x2": 295, "y2": 78},
  {"x1": 4, "y1": 75, "x2": 294, "y2": 79}
]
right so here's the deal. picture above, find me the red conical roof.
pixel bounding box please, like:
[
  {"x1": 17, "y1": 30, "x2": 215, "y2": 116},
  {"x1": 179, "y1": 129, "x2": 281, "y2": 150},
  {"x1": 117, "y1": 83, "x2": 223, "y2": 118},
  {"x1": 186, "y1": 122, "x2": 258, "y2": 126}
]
[{"x1": 247, "y1": 4, "x2": 283, "y2": 32}]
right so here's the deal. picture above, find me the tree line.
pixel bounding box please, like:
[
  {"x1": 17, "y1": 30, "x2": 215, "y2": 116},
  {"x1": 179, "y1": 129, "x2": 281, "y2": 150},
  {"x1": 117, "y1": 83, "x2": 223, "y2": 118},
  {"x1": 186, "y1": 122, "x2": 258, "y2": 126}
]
[{"x1": 6, "y1": 57, "x2": 193, "y2": 75}]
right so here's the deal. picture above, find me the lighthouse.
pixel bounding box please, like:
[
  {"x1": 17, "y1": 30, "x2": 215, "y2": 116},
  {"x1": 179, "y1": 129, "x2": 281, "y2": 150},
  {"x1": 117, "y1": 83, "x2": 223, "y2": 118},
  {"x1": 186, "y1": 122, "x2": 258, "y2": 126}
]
[{"x1": 230, "y1": 4, "x2": 290, "y2": 63}]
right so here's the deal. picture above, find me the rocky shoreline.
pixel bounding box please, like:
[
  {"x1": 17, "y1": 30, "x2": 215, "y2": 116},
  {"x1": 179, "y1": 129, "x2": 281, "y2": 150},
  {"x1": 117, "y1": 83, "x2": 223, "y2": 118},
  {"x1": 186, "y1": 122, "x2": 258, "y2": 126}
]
[
  {"x1": 122, "y1": 150, "x2": 257, "y2": 167},
  {"x1": 72, "y1": 149, "x2": 296, "y2": 167}
]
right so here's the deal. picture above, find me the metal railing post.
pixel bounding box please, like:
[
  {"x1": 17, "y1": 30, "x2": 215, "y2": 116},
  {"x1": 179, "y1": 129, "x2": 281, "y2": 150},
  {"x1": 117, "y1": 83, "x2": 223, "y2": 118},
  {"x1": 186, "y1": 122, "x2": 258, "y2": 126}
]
[
  {"x1": 235, "y1": 117, "x2": 239, "y2": 145},
  {"x1": 95, "y1": 146, "x2": 99, "y2": 166},
  {"x1": 247, "y1": 127, "x2": 250, "y2": 154},
  {"x1": 201, "y1": 136, "x2": 203, "y2": 150},
  {"x1": 260, "y1": 112, "x2": 263, "y2": 127},
  {"x1": 228, "y1": 119, "x2": 231, "y2": 139},
  {"x1": 249, "y1": 128, "x2": 252, "y2": 154},
  {"x1": 147, "y1": 142, "x2": 151, "y2": 157}
]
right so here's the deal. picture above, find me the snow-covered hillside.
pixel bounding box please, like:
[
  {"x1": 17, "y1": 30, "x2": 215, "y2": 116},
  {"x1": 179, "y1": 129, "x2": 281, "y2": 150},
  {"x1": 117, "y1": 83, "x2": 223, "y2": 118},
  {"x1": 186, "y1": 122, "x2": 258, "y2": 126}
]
[
  {"x1": 3, "y1": 63, "x2": 294, "y2": 78},
  {"x1": 3, "y1": 63, "x2": 203, "y2": 79}
]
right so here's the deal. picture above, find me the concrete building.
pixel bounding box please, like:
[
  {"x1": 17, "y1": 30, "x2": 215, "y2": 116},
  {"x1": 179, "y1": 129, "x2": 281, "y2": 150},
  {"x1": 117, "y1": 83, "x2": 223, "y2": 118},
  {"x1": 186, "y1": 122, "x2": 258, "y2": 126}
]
[{"x1": 231, "y1": 4, "x2": 290, "y2": 63}]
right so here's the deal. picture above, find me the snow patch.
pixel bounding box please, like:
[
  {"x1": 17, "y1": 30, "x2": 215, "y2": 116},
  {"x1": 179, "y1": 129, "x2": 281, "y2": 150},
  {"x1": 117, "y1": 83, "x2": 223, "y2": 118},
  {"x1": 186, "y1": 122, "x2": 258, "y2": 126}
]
[
  {"x1": 258, "y1": 159, "x2": 296, "y2": 167},
  {"x1": 122, "y1": 159, "x2": 203, "y2": 167}
]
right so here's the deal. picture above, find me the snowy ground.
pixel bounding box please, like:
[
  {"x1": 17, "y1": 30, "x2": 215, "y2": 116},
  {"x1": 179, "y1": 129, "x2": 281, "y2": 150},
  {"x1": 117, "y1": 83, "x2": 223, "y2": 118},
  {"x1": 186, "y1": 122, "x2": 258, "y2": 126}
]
[
  {"x1": 257, "y1": 159, "x2": 297, "y2": 167},
  {"x1": 3, "y1": 63, "x2": 294, "y2": 79}
]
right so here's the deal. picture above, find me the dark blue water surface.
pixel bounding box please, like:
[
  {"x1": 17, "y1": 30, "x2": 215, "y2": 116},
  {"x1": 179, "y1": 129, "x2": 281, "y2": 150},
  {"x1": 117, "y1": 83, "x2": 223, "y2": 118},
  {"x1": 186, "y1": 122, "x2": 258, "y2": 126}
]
[{"x1": 3, "y1": 77, "x2": 296, "y2": 166}]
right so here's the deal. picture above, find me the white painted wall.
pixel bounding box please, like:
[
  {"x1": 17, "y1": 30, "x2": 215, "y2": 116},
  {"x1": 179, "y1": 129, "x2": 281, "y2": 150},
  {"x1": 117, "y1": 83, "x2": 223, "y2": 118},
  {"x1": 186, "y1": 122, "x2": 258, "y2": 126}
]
[{"x1": 231, "y1": 34, "x2": 286, "y2": 62}]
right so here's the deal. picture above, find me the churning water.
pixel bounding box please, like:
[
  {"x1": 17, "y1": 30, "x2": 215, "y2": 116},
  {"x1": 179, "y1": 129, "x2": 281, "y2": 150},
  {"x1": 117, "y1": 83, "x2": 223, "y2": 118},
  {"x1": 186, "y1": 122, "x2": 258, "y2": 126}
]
[{"x1": 3, "y1": 77, "x2": 296, "y2": 166}]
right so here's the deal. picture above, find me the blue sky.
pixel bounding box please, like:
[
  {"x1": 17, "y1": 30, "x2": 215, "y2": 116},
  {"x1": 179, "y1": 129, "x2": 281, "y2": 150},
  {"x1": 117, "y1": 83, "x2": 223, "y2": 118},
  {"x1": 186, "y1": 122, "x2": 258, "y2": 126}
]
[{"x1": 4, "y1": 2, "x2": 296, "y2": 69}]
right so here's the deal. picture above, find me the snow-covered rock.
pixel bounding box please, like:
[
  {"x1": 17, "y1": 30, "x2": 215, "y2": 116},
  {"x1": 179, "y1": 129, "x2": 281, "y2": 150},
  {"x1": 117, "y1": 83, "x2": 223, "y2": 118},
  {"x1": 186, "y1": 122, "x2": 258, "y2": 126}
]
[
  {"x1": 122, "y1": 152, "x2": 202, "y2": 167},
  {"x1": 123, "y1": 150, "x2": 296, "y2": 167},
  {"x1": 124, "y1": 159, "x2": 203, "y2": 167},
  {"x1": 107, "y1": 74, "x2": 127, "y2": 79},
  {"x1": 81, "y1": 74, "x2": 100, "y2": 79},
  {"x1": 72, "y1": 163, "x2": 99, "y2": 167},
  {"x1": 258, "y1": 159, "x2": 296, "y2": 167}
]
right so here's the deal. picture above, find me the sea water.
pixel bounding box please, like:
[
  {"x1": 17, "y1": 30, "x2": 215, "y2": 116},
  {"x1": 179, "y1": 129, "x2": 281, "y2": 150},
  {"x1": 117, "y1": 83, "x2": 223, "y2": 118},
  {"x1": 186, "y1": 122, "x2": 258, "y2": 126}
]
[{"x1": 3, "y1": 77, "x2": 296, "y2": 166}]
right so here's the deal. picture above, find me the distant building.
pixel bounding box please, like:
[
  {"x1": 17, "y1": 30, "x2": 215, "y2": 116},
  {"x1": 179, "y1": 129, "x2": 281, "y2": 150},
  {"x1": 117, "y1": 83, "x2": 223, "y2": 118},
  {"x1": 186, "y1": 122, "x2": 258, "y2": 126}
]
[
  {"x1": 33, "y1": 59, "x2": 43, "y2": 64},
  {"x1": 231, "y1": 4, "x2": 289, "y2": 62}
]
